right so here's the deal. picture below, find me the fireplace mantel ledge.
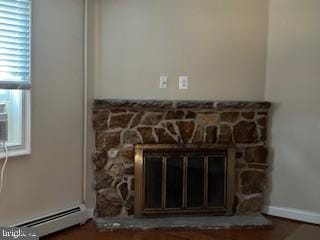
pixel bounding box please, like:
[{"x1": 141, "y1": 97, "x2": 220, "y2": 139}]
[{"x1": 94, "y1": 99, "x2": 271, "y2": 110}]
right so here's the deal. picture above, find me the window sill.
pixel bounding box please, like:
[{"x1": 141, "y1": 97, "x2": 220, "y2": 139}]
[{"x1": 0, "y1": 147, "x2": 31, "y2": 159}]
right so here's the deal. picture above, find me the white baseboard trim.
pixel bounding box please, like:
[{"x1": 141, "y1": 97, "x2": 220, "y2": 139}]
[
  {"x1": 262, "y1": 206, "x2": 320, "y2": 225},
  {"x1": 13, "y1": 204, "x2": 92, "y2": 237}
]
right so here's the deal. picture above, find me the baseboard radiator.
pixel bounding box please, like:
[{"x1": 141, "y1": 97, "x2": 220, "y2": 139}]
[{"x1": 13, "y1": 204, "x2": 91, "y2": 237}]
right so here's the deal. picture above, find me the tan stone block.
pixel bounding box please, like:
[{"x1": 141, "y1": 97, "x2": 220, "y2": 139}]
[
  {"x1": 260, "y1": 127, "x2": 267, "y2": 141},
  {"x1": 241, "y1": 111, "x2": 255, "y2": 119},
  {"x1": 234, "y1": 121, "x2": 258, "y2": 143},
  {"x1": 121, "y1": 145, "x2": 135, "y2": 164},
  {"x1": 165, "y1": 110, "x2": 185, "y2": 120},
  {"x1": 165, "y1": 122, "x2": 177, "y2": 136},
  {"x1": 257, "y1": 117, "x2": 268, "y2": 128},
  {"x1": 155, "y1": 128, "x2": 177, "y2": 144},
  {"x1": 123, "y1": 130, "x2": 142, "y2": 144},
  {"x1": 220, "y1": 112, "x2": 239, "y2": 123},
  {"x1": 95, "y1": 169, "x2": 113, "y2": 190},
  {"x1": 118, "y1": 182, "x2": 128, "y2": 200},
  {"x1": 241, "y1": 170, "x2": 266, "y2": 194},
  {"x1": 96, "y1": 131, "x2": 121, "y2": 151},
  {"x1": 130, "y1": 112, "x2": 144, "y2": 128},
  {"x1": 96, "y1": 188, "x2": 123, "y2": 217},
  {"x1": 93, "y1": 110, "x2": 109, "y2": 130},
  {"x1": 192, "y1": 126, "x2": 204, "y2": 143},
  {"x1": 110, "y1": 113, "x2": 134, "y2": 129},
  {"x1": 218, "y1": 125, "x2": 233, "y2": 143},
  {"x1": 176, "y1": 121, "x2": 195, "y2": 143},
  {"x1": 137, "y1": 127, "x2": 156, "y2": 144},
  {"x1": 246, "y1": 146, "x2": 268, "y2": 164},
  {"x1": 205, "y1": 126, "x2": 217, "y2": 143},
  {"x1": 185, "y1": 111, "x2": 197, "y2": 119},
  {"x1": 142, "y1": 113, "x2": 163, "y2": 126},
  {"x1": 239, "y1": 196, "x2": 263, "y2": 212},
  {"x1": 93, "y1": 150, "x2": 108, "y2": 169},
  {"x1": 196, "y1": 113, "x2": 219, "y2": 126}
]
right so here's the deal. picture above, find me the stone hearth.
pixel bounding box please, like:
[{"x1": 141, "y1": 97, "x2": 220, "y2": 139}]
[{"x1": 93, "y1": 99, "x2": 271, "y2": 218}]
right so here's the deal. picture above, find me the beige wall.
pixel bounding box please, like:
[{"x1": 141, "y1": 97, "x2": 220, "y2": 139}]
[
  {"x1": 0, "y1": 0, "x2": 84, "y2": 225},
  {"x1": 265, "y1": 0, "x2": 320, "y2": 213},
  {"x1": 94, "y1": 0, "x2": 269, "y2": 101}
]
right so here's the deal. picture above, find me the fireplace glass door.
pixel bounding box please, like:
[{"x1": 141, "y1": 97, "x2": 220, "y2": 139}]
[{"x1": 135, "y1": 145, "x2": 235, "y2": 217}]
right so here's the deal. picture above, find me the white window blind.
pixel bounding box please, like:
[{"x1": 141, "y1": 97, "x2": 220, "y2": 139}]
[{"x1": 0, "y1": 0, "x2": 31, "y2": 90}]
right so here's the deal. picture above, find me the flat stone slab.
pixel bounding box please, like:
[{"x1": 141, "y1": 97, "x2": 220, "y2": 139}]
[
  {"x1": 95, "y1": 214, "x2": 272, "y2": 231},
  {"x1": 94, "y1": 99, "x2": 271, "y2": 110}
]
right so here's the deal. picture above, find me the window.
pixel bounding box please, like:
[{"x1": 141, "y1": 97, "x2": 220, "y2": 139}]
[{"x1": 0, "y1": 0, "x2": 31, "y2": 156}]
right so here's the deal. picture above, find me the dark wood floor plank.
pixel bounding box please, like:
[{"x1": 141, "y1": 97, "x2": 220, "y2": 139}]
[{"x1": 44, "y1": 216, "x2": 303, "y2": 240}]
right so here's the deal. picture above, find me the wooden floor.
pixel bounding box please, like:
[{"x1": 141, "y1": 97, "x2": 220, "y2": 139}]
[{"x1": 44, "y1": 216, "x2": 305, "y2": 240}]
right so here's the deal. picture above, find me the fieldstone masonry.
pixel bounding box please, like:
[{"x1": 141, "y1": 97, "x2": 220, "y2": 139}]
[{"x1": 93, "y1": 99, "x2": 271, "y2": 218}]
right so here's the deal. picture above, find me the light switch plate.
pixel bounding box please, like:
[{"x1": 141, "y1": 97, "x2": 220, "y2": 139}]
[
  {"x1": 179, "y1": 76, "x2": 189, "y2": 90},
  {"x1": 159, "y1": 76, "x2": 168, "y2": 89}
]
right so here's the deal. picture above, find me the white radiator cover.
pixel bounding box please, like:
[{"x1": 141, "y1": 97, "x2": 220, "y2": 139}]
[{"x1": 12, "y1": 204, "x2": 92, "y2": 237}]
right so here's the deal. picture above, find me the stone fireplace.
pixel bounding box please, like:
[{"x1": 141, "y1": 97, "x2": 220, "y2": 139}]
[{"x1": 93, "y1": 99, "x2": 271, "y2": 218}]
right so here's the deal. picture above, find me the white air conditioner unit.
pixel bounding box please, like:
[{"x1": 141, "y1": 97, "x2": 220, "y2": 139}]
[{"x1": 0, "y1": 103, "x2": 8, "y2": 143}]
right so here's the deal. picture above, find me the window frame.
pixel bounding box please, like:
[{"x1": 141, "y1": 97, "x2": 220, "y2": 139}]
[
  {"x1": 0, "y1": 0, "x2": 32, "y2": 158},
  {"x1": 0, "y1": 91, "x2": 31, "y2": 158}
]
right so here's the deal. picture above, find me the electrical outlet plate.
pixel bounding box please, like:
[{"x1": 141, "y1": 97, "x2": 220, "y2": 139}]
[
  {"x1": 159, "y1": 76, "x2": 168, "y2": 89},
  {"x1": 179, "y1": 76, "x2": 189, "y2": 90}
]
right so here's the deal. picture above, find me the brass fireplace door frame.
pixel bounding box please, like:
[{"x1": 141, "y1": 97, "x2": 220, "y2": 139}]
[{"x1": 134, "y1": 144, "x2": 236, "y2": 217}]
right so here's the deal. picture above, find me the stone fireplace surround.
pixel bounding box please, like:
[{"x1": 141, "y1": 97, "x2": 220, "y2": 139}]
[{"x1": 93, "y1": 99, "x2": 271, "y2": 218}]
